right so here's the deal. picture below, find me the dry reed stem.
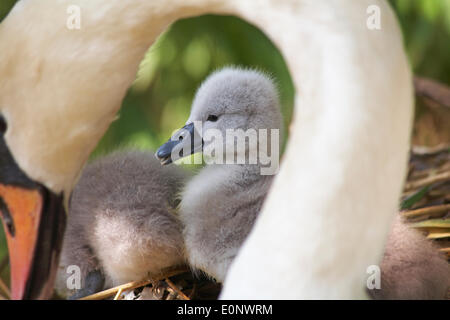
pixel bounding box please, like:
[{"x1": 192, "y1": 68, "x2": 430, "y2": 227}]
[
  {"x1": 165, "y1": 278, "x2": 190, "y2": 300},
  {"x1": 79, "y1": 267, "x2": 188, "y2": 300},
  {"x1": 401, "y1": 204, "x2": 450, "y2": 219},
  {"x1": 409, "y1": 163, "x2": 450, "y2": 181},
  {"x1": 404, "y1": 171, "x2": 450, "y2": 191},
  {"x1": 411, "y1": 143, "x2": 450, "y2": 156},
  {"x1": 427, "y1": 232, "x2": 450, "y2": 239},
  {"x1": 0, "y1": 276, "x2": 10, "y2": 299},
  {"x1": 113, "y1": 288, "x2": 123, "y2": 300}
]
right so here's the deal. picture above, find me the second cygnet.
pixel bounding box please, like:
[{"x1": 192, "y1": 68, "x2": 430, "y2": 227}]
[{"x1": 55, "y1": 150, "x2": 188, "y2": 299}]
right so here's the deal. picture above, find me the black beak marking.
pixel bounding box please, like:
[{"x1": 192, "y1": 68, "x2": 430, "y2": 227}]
[
  {"x1": 0, "y1": 196, "x2": 15, "y2": 237},
  {"x1": 155, "y1": 122, "x2": 201, "y2": 165}
]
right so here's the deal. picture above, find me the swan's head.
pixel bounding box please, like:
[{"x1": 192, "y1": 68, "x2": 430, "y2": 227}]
[
  {"x1": 156, "y1": 67, "x2": 282, "y2": 169},
  {"x1": 0, "y1": 116, "x2": 66, "y2": 300}
]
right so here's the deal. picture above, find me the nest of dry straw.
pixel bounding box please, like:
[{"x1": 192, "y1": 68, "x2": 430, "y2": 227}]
[{"x1": 401, "y1": 145, "x2": 450, "y2": 299}]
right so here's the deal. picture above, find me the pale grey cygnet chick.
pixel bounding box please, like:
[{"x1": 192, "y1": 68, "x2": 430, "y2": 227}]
[
  {"x1": 370, "y1": 215, "x2": 450, "y2": 300},
  {"x1": 156, "y1": 67, "x2": 450, "y2": 299},
  {"x1": 55, "y1": 150, "x2": 188, "y2": 299},
  {"x1": 156, "y1": 67, "x2": 282, "y2": 282}
]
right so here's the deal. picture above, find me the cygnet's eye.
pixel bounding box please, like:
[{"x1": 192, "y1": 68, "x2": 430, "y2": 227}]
[{"x1": 206, "y1": 115, "x2": 218, "y2": 122}]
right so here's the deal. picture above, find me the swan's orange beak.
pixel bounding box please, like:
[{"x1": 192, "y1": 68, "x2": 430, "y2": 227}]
[
  {"x1": 0, "y1": 186, "x2": 42, "y2": 299},
  {"x1": 0, "y1": 116, "x2": 66, "y2": 299},
  {"x1": 0, "y1": 184, "x2": 66, "y2": 300}
]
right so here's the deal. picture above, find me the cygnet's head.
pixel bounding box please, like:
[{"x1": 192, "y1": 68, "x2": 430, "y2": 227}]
[
  {"x1": 189, "y1": 67, "x2": 281, "y2": 134},
  {"x1": 156, "y1": 67, "x2": 282, "y2": 169}
]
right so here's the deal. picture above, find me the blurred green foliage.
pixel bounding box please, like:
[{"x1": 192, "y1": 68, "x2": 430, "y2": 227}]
[
  {"x1": 0, "y1": 0, "x2": 449, "y2": 290},
  {"x1": 390, "y1": 0, "x2": 450, "y2": 84},
  {"x1": 0, "y1": 0, "x2": 15, "y2": 23},
  {"x1": 91, "y1": 15, "x2": 295, "y2": 159}
]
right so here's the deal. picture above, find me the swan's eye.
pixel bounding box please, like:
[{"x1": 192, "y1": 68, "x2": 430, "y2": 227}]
[
  {"x1": 207, "y1": 115, "x2": 218, "y2": 122},
  {"x1": 0, "y1": 115, "x2": 7, "y2": 134}
]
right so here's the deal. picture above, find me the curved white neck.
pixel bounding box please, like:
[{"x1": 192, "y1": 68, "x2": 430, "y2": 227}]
[{"x1": 0, "y1": 0, "x2": 413, "y2": 298}]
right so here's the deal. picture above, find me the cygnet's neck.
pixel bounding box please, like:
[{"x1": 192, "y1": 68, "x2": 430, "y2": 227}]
[
  {"x1": 182, "y1": 163, "x2": 270, "y2": 206},
  {"x1": 204, "y1": 163, "x2": 267, "y2": 186}
]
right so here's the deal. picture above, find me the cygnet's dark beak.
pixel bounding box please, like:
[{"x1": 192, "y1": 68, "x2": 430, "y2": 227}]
[{"x1": 155, "y1": 122, "x2": 202, "y2": 165}]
